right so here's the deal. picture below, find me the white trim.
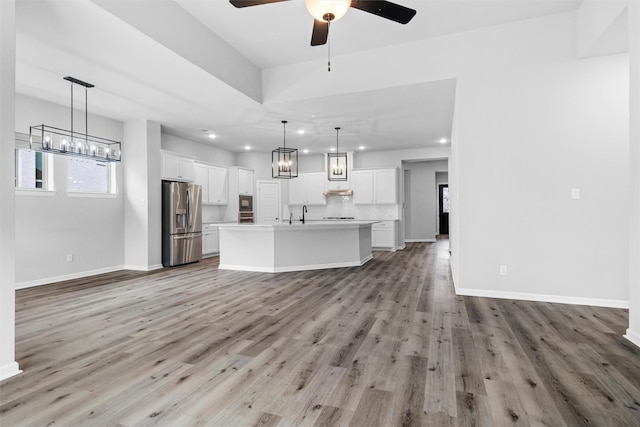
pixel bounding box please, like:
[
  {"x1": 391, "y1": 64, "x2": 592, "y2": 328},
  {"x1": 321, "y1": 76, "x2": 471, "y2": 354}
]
[
  {"x1": 123, "y1": 264, "x2": 163, "y2": 272},
  {"x1": 373, "y1": 246, "x2": 396, "y2": 252},
  {"x1": 219, "y1": 255, "x2": 373, "y2": 273},
  {"x1": 0, "y1": 362, "x2": 22, "y2": 383},
  {"x1": 455, "y1": 287, "x2": 629, "y2": 309},
  {"x1": 404, "y1": 238, "x2": 437, "y2": 243},
  {"x1": 396, "y1": 244, "x2": 406, "y2": 251},
  {"x1": 15, "y1": 265, "x2": 125, "y2": 289},
  {"x1": 624, "y1": 329, "x2": 640, "y2": 349},
  {"x1": 15, "y1": 188, "x2": 56, "y2": 197},
  {"x1": 66, "y1": 191, "x2": 118, "y2": 199}
]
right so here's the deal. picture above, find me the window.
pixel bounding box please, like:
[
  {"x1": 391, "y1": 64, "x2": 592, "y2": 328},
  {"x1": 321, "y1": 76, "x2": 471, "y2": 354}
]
[
  {"x1": 15, "y1": 149, "x2": 53, "y2": 191},
  {"x1": 67, "y1": 157, "x2": 116, "y2": 194}
]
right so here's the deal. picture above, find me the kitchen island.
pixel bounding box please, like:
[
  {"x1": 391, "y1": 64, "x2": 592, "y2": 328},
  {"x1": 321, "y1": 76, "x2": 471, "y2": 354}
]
[{"x1": 217, "y1": 221, "x2": 376, "y2": 272}]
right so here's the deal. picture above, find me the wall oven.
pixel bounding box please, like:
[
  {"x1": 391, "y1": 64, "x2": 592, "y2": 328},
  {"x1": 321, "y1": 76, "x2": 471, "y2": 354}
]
[{"x1": 238, "y1": 195, "x2": 254, "y2": 224}]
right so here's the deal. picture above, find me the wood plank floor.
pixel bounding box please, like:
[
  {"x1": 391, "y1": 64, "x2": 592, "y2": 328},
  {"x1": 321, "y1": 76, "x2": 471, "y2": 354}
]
[{"x1": 2, "y1": 239, "x2": 639, "y2": 426}]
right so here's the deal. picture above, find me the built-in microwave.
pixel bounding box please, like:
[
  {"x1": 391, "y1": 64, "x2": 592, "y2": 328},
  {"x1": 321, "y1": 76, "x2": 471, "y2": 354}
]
[
  {"x1": 239, "y1": 195, "x2": 253, "y2": 212},
  {"x1": 238, "y1": 195, "x2": 253, "y2": 223}
]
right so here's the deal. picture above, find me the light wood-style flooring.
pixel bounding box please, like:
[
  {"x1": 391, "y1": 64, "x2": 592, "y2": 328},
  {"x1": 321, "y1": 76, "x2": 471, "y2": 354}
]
[{"x1": 1, "y1": 239, "x2": 639, "y2": 426}]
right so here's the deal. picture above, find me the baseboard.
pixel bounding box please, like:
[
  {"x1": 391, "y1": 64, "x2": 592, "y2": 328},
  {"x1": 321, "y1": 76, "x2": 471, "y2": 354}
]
[
  {"x1": 0, "y1": 362, "x2": 22, "y2": 383},
  {"x1": 455, "y1": 287, "x2": 629, "y2": 309},
  {"x1": 624, "y1": 329, "x2": 640, "y2": 349},
  {"x1": 220, "y1": 255, "x2": 373, "y2": 273},
  {"x1": 395, "y1": 244, "x2": 406, "y2": 251},
  {"x1": 123, "y1": 264, "x2": 163, "y2": 272},
  {"x1": 404, "y1": 239, "x2": 437, "y2": 243},
  {"x1": 15, "y1": 265, "x2": 126, "y2": 289}
]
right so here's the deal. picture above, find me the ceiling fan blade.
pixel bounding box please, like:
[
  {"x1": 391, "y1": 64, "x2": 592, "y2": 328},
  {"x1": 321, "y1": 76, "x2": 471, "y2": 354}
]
[
  {"x1": 350, "y1": 0, "x2": 416, "y2": 24},
  {"x1": 311, "y1": 19, "x2": 329, "y2": 46},
  {"x1": 229, "y1": 0, "x2": 290, "y2": 8}
]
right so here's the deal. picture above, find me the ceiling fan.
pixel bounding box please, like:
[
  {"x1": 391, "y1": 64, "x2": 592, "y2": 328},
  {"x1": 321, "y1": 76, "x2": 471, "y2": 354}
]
[{"x1": 229, "y1": 0, "x2": 417, "y2": 46}]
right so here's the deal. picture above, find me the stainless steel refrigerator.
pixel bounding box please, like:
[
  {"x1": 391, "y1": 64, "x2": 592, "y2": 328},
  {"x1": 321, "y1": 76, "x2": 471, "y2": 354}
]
[{"x1": 162, "y1": 181, "x2": 202, "y2": 267}]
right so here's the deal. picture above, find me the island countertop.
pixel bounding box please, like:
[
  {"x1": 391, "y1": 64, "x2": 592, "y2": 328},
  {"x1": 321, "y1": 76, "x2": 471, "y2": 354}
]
[
  {"x1": 218, "y1": 221, "x2": 375, "y2": 273},
  {"x1": 217, "y1": 220, "x2": 378, "y2": 230}
]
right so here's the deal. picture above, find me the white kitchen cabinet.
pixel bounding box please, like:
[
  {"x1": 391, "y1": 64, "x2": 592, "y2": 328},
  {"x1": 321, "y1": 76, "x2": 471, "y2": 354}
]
[
  {"x1": 203, "y1": 224, "x2": 219, "y2": 256},
  {"x1": 162, "y1": 152, "x2": 194, "y2": 182},
  {"x1": 289, "y1": 172, "x2": 326, "y2": 205},
  {"x1": 194, "y1": 163, "x2": 209, "y2": 200},
  {"x1": 238, "y1": 169, "x2": 254, "y2": 195},
  {"x1": 195, "y1": 163, "x2": 229, "y2": 205},
  {"x1": 372, "y1": 221, "x2": 396, "y2": 250},
  {"x1": 208, "y1": 166, "x2": 228, "y2": 204},
  {"x1": 352, "y1": 168, "x2": 397, "y2": 204}
]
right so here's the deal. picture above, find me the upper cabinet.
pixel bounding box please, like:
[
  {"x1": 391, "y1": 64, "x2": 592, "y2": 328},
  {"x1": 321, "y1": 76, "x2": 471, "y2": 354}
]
[
  {"x1": 209, "y1": 166, "x2": 229, "y2": 204},
  {"x1": 289, "y1": 172, "x2": 326, "y2": 205},
  {"x1": 238, "y1": 168, "x2": 254, "y2": 196},
  {"x1": 352, "y1": 168, "x2": 397, "y2": 204},
  {"x1": 195, "y1": 162, "x2": 228, "y2": 205},
  {"x1": 162, "y1": 151, "x2": 194, "y2": 182}
]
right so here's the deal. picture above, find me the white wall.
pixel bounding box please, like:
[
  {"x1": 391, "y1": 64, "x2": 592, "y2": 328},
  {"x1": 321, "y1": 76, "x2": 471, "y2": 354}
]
[
  {"x1": 403, "y1": 160, "x2": 449, "y2": 241},
  {"x1": 123, "y1": 120, "x2": 162, "y2": 270},
  {"x1": 455, "y1": 53, "x2": 629, "y2": 306},
  {"x1": 0, "y1": 0, "x2": 20, "y2": 382},
  {"x1": 626, "y1": 0, "x2": 640, "y2": 347},
  {"x1": 161, "y1": 133, "x2": 235, "y2": 166},
  {"x1": 14, "y1": 94, "x2": 125, "y2": 287}
]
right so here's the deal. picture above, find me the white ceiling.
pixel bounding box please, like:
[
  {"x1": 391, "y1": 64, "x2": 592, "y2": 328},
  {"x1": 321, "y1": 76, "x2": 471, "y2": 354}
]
[{"x1": 15, "y1": 0, "x2": 585, "y2": 154}]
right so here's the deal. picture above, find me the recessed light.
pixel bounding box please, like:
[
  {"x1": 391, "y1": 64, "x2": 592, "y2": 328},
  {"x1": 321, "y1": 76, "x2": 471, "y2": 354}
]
[
  {"x1": 439, "y1": 138, "x2": 448, "y2": 144},
  {"x1": 358, "y1": 145, "x2": 365, "y2": 150},
  {"x1": 208, "y1": 133, "x2": 216, "y2": 139},
  {"x1": 298, "y1": 129, "x2": 305, "y2": 135},
  {"x1": 244, "y1": 145, "x2": 251, "y2": 150},
  {"x1": 302, "y1": 149, "x2": 309, "y2": 154},
  {"x1": 330, "y1": 147, "x2": 336, "y2": 152}
]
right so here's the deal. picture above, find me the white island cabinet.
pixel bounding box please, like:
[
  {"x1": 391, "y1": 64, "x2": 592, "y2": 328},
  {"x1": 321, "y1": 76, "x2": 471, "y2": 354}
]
[{"x1": 218, "y1": 221, "x2": 375, "y2": 273}]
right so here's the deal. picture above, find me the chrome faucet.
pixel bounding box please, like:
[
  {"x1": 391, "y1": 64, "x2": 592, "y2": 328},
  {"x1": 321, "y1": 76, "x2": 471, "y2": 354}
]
[{"x1": 301, "y1": 205, "x2": 308, "y2": 224}]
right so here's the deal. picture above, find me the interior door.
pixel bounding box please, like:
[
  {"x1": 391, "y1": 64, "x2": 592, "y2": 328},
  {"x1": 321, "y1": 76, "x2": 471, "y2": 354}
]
[
  {"x1": 257, "y1": 181, "x2": 281, "y2": 224},
  {"x1": 438, "y1": 184, "x2": 449, "y2": 235}
]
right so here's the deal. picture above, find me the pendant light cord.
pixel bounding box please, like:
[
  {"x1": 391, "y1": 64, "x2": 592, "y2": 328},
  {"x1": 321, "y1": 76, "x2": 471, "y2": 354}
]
[{"x1": 327, "y1": 19, "x2": 331, "y2": 72}]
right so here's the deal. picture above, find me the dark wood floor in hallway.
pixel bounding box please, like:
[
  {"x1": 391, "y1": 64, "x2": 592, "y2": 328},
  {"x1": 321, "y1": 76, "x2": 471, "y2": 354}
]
[{"x1": 1, "y1": 240, "x2": 639, "y2": 426}]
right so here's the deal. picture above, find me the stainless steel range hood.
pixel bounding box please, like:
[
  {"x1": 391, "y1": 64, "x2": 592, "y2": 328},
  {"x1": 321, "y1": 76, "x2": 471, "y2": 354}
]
[{"x1": 323, "y1": 189, "x2": 354, "y2": 197}]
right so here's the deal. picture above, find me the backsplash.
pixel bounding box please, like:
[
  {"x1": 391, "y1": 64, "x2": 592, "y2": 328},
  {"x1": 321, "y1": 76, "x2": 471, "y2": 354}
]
[{"x1": 288, "y1": 196, "x2": 399, "y2": 221}]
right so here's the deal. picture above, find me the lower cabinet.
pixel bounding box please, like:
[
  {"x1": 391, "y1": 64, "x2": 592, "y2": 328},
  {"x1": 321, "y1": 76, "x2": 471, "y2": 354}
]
[
  {"x1": 203, "y1": 224, "x2": 219, "y2": 256},
  {"x1": 372, "y1": 221, "x2": 396, "y2": 251}
]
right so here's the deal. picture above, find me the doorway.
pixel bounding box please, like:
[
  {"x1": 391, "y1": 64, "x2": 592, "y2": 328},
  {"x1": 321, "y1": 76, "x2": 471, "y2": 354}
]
[
  {"x1": 257, "y1": 180, "x2": 281, "y2": 224},
  {"x1": 438, "y1": 184, "x2": 449, "y2": 235}
]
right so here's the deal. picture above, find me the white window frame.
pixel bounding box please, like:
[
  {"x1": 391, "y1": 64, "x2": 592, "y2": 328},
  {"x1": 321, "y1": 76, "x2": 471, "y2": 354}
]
[
  {"x1": 14, "y1": 132, "x2": 56, "y2": 195},
  {"x1": 66, "y1": 157, "x2": 118, "y2": 198}
]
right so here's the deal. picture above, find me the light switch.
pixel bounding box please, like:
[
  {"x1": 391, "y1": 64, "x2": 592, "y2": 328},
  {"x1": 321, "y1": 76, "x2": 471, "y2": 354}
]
[{"x1": 571, "y1": 188, "x2": 581, "y2": 200}]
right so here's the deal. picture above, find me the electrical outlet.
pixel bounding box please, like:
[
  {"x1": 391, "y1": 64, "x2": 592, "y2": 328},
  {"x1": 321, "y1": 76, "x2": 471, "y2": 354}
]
[
  {"x1": 499, "y1": 265, "x2": 507, "y2": 275},
  {"x1": 571, "y1": 188, "x2": 581, "y2": 199},
  {"x1": 66, "y1": 253, "x2": 73, "y2": 262}
]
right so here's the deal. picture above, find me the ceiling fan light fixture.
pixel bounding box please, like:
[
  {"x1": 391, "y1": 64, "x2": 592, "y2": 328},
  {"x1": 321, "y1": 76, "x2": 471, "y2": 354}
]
[{"x1": 305, "y1": 0, "x2": 351, "y2": 22}]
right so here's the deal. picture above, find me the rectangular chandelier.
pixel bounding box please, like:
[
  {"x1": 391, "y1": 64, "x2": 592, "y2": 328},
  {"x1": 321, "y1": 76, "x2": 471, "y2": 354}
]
[
  {"x1": 29, "y1": 76, "x2": 121, "y2": 162},
  {"x1": 272, "y1": 147, "x2": 298, "y2": 179},
  {"x1": 29, "y1": 124, "x2": 121, "y2": 162},
  {"x1": 327, "y1": 152, "x2": 348, "y2": 181}
]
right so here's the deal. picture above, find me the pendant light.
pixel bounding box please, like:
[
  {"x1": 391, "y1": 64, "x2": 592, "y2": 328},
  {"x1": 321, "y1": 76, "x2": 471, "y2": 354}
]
[
  {"x1": 327, "y1": 127, "x2": 347, "y2": 181},
  {"x1": 272, "y1": 120, "x2": 298, "y2": 179},
  {"x1": 29, "y1": 76, "x2": 121, "y2": 162}
]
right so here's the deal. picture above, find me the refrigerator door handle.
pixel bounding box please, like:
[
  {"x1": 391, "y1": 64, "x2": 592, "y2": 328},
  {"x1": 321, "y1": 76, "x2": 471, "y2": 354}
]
[{"x1": 186, "y1": 186, "x2": 191, "y2": 229}]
